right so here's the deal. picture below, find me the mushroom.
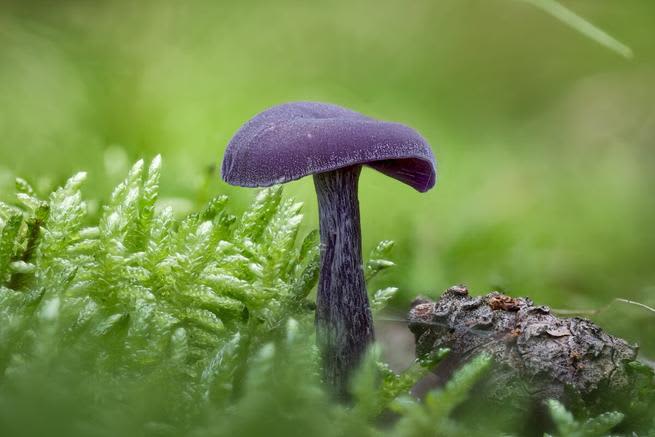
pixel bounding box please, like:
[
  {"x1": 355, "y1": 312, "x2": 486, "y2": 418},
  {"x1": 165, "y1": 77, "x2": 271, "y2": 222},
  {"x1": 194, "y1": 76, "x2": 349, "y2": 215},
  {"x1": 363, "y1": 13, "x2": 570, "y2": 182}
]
[{"x1": 221, "y1": 101, "x2": 436, "y2": 398}]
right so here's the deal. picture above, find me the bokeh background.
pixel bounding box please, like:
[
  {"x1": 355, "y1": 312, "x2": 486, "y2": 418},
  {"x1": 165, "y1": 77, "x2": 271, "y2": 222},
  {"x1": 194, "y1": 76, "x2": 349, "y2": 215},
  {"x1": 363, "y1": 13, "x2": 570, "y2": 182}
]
[{"x1": 1, "y1": 0, "x2": 653, "y2": 355}]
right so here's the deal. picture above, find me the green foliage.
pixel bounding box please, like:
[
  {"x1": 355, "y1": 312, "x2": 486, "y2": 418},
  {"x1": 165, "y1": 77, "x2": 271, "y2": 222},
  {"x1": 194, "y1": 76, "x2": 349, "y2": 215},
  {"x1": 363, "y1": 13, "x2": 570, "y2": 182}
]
[
  {"x1": 616, "y1": 360, "x2": 655, "y2": 432},
  {"x1": 366, "y1": 240, "x2": 395, "y2": 281},
  {"x1": 545, "y1": 399, "x2": 624, "y2": 437},
  {"x1": 0, "y1": 158, "x2": 496, "y2": 437},
  {"x1": 0, "y1": 157, "x2": 324, "y2": 434},
  {"x1": 391, "y1": 354, "x2": 492, "y2": 437},
  {"x1": 370, "y1": 287, "x2": 399, "y2": 313},
  {"x1": 2, "y1": 0, "x2": 655, "y2": 362},
  {"x1": 366, "y1": 240, "x2": 399, "y2": 313},
  {"x1": 0, "y1": 213, "x2": 21, "y2": 282},
  {"x1": 1, "y1": 158, "x2": 652, "y2": 437},
  {"x1": 351, "y1": 346, "x2": 450, "y2": 421}
]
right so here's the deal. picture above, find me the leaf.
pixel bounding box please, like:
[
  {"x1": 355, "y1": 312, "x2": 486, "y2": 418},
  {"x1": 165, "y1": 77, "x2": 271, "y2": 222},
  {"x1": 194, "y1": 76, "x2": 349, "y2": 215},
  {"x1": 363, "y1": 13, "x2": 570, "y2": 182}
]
[
  {"x1": 546, "y1": 399, "x2": 624, "y2": 437},
  {"x1": 235, "y1": 187, "x2": 283, "y2": 241},
  {"x1": 392, "y1": 354, "x2": 491, "y2": 437},
  {"x1": 0, "y1": 214, "x2": 22, "y2": 283},
  {"x1": 291, "y1": 230, "x2": 320, "y2": 299},
  {"x1": 136, "y1": 155, "x2": 162, "y2": 250},
  {"x1": 200, "y1": 333, "x2": 241, "y2": 401},
  {"x1": 547, "y1": 399, "x2": 577, "y2": 436},
  {"x1": 581, "y1": 411, "x2": 624, "y2": 436},
  {"x1": 365, "y1": 240, "x2": 395, "y2": 282},
  {"x1": 15, "y1": 177, "x2": 35, "y2": 196},
  {"x1": 370, "y1": 287, "x2": 398, "y2": 313}
]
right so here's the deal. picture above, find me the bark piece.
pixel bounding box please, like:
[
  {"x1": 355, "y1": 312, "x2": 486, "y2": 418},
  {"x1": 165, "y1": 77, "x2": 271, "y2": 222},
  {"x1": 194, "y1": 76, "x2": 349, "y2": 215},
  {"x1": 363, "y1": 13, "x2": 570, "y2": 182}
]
[{"x1": 407, "y1": 285, "x2": 639, "y2": 403}]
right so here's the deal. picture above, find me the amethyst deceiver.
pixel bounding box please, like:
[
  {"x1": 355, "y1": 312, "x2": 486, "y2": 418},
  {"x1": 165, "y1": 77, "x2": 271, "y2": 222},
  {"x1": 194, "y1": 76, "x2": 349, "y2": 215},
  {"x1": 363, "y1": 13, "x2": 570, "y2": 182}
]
[{"x1": 222, "y1": 101, "x2": 437, "y2": 398}]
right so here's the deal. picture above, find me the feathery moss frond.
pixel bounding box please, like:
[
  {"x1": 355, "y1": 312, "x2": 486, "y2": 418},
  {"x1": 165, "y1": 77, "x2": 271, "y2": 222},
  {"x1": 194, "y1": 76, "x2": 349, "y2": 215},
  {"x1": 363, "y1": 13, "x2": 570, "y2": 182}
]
[
  {"x1": 1, "y1": 158, "x2": 650, "y2": 437},
  {"x1": 546, "y1": 399, "x2": 624, "y2": 437}
]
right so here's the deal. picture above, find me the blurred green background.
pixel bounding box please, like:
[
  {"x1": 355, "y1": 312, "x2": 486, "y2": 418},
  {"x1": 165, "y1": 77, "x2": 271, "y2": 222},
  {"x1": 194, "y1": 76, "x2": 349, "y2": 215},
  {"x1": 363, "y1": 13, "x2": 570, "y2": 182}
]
[{"x1": 1, "y1": 0, "x2": 653, "y2": 354}]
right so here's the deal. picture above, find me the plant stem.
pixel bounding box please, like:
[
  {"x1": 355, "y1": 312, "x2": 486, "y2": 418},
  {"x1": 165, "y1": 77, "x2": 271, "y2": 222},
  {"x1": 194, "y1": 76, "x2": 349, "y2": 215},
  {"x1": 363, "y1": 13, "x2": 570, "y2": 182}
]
[{"x1": 313, "y1": 165, "x2": 374, "y2": 400}]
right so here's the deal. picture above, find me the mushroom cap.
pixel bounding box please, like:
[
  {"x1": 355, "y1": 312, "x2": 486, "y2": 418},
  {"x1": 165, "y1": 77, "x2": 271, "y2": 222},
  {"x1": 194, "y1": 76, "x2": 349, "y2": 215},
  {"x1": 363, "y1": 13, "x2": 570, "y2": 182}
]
[{"x1": 221, "y1": 101, "x2": 437, "y2": 192}]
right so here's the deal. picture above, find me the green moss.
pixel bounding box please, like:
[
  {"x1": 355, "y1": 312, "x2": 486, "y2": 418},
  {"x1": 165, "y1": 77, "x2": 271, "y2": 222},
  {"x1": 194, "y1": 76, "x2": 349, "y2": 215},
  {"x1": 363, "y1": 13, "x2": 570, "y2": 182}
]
[{"x1": 0, "y1": 159, "x2": 651, "y2": 437}]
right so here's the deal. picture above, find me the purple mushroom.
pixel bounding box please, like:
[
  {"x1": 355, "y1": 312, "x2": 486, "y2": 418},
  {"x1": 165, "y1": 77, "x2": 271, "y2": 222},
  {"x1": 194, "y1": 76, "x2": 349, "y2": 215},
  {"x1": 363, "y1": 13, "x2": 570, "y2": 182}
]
[{"x1": 222, "y1": 102, "x2": 436, "y2": 398}]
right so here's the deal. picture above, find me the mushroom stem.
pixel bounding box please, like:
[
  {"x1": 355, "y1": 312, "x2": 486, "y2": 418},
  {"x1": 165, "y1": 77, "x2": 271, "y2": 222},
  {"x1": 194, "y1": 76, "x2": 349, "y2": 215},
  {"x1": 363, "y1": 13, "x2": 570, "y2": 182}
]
[{"x1": 313, "y1": 165, "x2": 374, "y2": 399}]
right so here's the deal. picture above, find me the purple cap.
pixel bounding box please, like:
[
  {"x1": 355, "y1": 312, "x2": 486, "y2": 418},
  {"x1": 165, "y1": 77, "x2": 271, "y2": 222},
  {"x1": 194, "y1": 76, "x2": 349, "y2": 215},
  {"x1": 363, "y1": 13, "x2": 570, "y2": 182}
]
[{"x1": 221, "y1": 102, "x2": 437, "y2": 192}]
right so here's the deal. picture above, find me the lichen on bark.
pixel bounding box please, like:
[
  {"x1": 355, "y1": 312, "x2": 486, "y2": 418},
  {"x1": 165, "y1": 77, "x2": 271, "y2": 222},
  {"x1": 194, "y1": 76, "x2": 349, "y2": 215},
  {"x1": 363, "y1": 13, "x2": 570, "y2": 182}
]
[{"x1": 407, "y1": 285, "x2": 639, "y2": 405}]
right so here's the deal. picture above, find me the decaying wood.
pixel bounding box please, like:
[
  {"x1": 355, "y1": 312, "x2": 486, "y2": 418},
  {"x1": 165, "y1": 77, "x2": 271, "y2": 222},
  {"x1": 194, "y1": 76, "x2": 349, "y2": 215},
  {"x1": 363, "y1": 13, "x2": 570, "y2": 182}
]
[{"x1": 407, "y1": 285, "x2": 639, "y2": 403}]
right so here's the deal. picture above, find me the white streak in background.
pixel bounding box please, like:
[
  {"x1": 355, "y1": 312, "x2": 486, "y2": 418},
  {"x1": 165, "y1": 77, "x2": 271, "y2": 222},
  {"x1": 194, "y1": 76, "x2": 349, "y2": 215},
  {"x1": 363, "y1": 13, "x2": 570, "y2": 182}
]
[
  {"x1": 615, "y1": 298, "x2": 655, "y2": 314},
  {"x1": 553, "y1": 297, "x2": 655, "y2": 316},
  {"x1": 521, "y1": 0, "x2": 634, "y2": 59}
]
